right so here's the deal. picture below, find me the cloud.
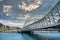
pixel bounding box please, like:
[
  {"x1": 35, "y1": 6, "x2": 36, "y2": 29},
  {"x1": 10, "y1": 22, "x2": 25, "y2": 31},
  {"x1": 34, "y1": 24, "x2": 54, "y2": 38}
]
[
  {"x1": 16, "y1": 14, "x2": 30, "y2": 19},
  {"x1": 0, "y1": 20, "x2": 24, "y2": 28},
  {"x1": 5, "y1": 13, "x2": 10, "y2": 16},
  {"x1": 18, "y1": 0, "x2": 41, "y2": 11},
  {"x1": 3, "y1": 5, "x2": 12, "y2": 12},
  {"x1": 0, "y1": 0, "x2": 3, "y2": 1}
]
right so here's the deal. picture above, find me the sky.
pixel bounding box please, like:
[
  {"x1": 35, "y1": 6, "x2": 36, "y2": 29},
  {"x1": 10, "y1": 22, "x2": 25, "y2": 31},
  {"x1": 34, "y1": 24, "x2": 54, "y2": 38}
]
[
  {"x1": 0, "y1": 0, "x2": 42, "y2": 28},
  {"x1": 0, "y1": 0, "x2": 58, "y2": 28}
]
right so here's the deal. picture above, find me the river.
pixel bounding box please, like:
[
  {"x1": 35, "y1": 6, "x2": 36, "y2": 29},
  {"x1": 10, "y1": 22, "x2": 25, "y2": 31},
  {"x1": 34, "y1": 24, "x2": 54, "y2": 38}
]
[
  {"x1": 0, "y1": 33, "x2": 60, "y2": 40},
  {"x1": 0, "y1": 33, "x2": 36, "y2": 40}
]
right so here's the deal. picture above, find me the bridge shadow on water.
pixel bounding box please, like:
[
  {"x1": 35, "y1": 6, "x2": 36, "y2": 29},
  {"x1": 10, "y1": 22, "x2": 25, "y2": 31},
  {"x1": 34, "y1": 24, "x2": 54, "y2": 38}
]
[
  {"x1": 21, "y1": 32, "x2": 60, "y2": 40},
  {"x1": 32, "y1": 33, "x2": 60, "y2": 40}
]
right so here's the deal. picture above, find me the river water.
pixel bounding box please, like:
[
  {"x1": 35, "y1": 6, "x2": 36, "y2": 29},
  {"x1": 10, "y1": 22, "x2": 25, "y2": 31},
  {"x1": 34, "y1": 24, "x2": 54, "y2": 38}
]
[
  {"x1": 0, "y1": 33, "x2": 36, "y2": 40},
  {"x1": 0, "y1": 33, "x2": 60, "y2": 40}
]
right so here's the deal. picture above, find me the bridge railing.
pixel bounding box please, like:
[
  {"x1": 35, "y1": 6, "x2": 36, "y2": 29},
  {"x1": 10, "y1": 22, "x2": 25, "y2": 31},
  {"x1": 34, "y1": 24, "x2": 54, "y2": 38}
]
[{"x1": 22, "y1": 1, "x2": 60, "y2": 31}]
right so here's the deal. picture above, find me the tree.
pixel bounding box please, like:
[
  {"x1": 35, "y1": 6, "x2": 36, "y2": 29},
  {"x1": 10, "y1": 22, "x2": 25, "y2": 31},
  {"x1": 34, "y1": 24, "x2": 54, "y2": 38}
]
[{"x1": 0, "y1": 23, "x2": 3, "y2": 28}]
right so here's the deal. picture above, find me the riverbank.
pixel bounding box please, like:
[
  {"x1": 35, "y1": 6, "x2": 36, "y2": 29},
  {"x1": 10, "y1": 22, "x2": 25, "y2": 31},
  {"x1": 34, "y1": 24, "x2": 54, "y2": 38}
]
[{"x1": 0, "y1": 28, "x2": 17, "y2": 33}]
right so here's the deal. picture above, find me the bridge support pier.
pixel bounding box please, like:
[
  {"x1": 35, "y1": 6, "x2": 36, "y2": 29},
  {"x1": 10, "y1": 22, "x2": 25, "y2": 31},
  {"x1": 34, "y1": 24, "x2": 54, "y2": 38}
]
[{"x1": 21, "y1": 31, "x2": 33, "y2": 34}]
